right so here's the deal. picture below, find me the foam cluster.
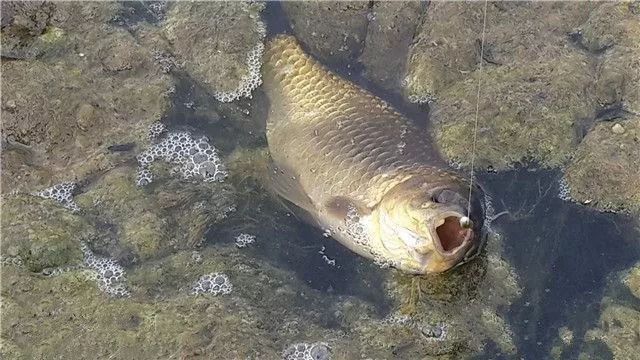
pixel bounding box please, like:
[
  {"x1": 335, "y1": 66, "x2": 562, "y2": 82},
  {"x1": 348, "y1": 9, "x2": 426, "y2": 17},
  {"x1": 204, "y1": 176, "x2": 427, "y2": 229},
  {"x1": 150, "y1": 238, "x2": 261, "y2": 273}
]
[
  {"x1": 147, "y1": 121, "x2": 167, "y2": 141},
  {"x1": 191, "y1": 272, "x2": 233, "y2": 296},
  {"x1": 34, "y1": 182, "x2": 80, "y2": 212},
  {"x1": 80, "y1": 243, "x2": 130, "y2": 298},
  {"x1": 557, "y1": 177, "x2": 572, "y2": 201},
  {"x1": 147, "y1": 1, "x2": 168, "y2": 22},
  {"x1": 282, "y1": 342, "x2": 331, "y2": 360},
  {"x1": 235, "y1": 233, "x2": 256, "y2": 248},
  {"x1": 407, "y1": 93, "x2": 436, "y2": 104},
  {"x1": 136, "y1": 129, "x2": 228, "y2": 186},
  {"x1": 1, "y1": 255, "x2": 24, "y2": 268},
  {"x1": 212, "y1": 19, "x2": 266, "y2": 103},
  {"x1": 153, "y1": 50, "x2": 177, "y2": 74}
]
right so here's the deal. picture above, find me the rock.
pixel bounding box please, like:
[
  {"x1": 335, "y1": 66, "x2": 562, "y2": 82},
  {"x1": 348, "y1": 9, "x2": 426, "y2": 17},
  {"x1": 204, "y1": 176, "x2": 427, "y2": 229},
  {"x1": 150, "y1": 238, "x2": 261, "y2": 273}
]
[
  {"x1": 1, "y1": 21, "x2": 172, "y2": 194},
  {"x1": 404, "y1": 2, "x2": 596, "y2": 101},
  {"x1": 0, "y1": 194, "x2": 91, "y2": 272},
  {"x1": 404, "y1": 1, "x2": 485, "y2": 102},
  {"x1": 584, "y1": 304, "x2": 640, "y2": 359},
  {"x1": 358, "y1": 1, "x2": 424, "y2": 91},
  {"x1": 578, "y1": 2, "x2": 640, "y2": 114},
  {"x1": 163, "y1": 1, "x2": 265, "y2": 102},
  {"x1": 563, "y1": 116, "x2": 640, "y2": 214},
  {"x1": 282, "y1": 1, "x2": 370, "y2": 66},
  {"x1": 431, "y1": 56, "x2": 594, "y2": 170},
  {"x1": 369, "y1": 233, "x2": 521, "y2": 357},
  {"x1": 559, "y1": 326, "x2": 574, "y2": 345},
  {"x1": 611, "y1": 123, "x2": 625, "y2": 134},
  {"x1": 74, "y1": 163, "x2": 236, "y2": 261},
  {"x1": 581, "y1": 263, "x2": 640, "y2": 359},
  {"x1": 0, "y1": 1, "x2": 56, "y2": 59},
  {"x1": 404, "y1": 2, "x2": 598, "y2": 169},
  {"x1": 623, "y1": 263, "x2": 640, "y2": 300}
]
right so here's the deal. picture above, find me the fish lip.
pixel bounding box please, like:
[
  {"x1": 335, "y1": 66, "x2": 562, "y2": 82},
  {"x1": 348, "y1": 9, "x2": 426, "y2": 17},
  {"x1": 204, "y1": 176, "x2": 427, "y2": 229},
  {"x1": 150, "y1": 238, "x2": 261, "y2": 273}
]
[{"x1": 425, "y1": 211, "x2": 473, "y2": 258}]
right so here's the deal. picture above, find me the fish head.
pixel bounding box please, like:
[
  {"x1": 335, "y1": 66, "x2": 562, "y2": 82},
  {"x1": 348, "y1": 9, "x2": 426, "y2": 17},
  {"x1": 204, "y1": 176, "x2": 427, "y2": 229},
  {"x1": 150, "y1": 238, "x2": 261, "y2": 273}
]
[{"x1": 376, "y1": 178, "x2": 486, "y2": 274}]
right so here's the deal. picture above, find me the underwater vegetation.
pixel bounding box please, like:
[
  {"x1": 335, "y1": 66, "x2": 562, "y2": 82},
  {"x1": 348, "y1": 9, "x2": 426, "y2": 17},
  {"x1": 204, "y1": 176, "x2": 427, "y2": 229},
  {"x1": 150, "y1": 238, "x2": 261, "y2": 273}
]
[{"x1": 1, "y1": 1, "x2": 639, "y2": 359}]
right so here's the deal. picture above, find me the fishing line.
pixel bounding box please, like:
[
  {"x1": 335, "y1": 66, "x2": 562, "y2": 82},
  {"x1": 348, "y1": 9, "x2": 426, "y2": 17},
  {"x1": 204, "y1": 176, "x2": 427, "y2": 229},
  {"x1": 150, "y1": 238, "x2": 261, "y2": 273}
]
[{"x1": 465, "y1": 0, "x2": 489, "y2": 223}]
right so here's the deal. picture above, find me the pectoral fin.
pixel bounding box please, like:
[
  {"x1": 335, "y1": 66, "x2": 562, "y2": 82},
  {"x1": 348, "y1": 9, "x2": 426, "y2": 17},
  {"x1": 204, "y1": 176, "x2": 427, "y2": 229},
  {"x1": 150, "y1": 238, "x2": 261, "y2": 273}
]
[
  {"x1": 324, "y1": 196, "x2": 371, "y2": 221},
  {"x1": 267, "y1": 159, "x2": 316, "y2": 215}
]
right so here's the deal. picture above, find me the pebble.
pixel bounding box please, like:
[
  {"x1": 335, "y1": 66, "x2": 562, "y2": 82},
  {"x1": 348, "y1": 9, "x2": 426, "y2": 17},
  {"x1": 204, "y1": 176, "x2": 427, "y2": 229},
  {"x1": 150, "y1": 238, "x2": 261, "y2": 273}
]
[{"x1": 611, "y1": 123, "x2": 625, "y2": 134}]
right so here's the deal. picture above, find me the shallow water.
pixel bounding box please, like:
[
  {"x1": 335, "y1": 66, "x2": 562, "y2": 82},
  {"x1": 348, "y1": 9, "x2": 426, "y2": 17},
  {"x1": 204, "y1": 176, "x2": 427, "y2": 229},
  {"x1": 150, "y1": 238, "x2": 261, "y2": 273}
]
[
  {"x1": 251, "y1": 3, "x2": 640, "y2": 358},
  {"x1": 2, "y1": 1, "x2": 639, "y2": 359}
]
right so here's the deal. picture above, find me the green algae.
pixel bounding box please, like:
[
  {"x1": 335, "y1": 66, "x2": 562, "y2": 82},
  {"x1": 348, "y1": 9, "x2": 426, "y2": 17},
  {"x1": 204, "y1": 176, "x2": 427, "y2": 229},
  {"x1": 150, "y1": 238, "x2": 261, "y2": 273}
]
[
  {"x1": 1, "y1": 2, "x2": 172, "y2": 195},
  {"x1": 38, "y1": 26, "x2": 64, "y2": 43},
  {"x1": 164, "y1": 1, "x2": 265, "y2": 97},
  {"x1": 623, "y1": 263, "x2": 640, "y2": 300},
  {"x1": 579, "y1": 2, "x2": 640, "y2": 114},
  {"x1": 75, "y1": 164, "x2": 236, "y2": 261},
  {"x1": 559, "y1": 261, "x2": 640, "y2": 360},
  {"x1": 369, "y1": 232, "x2": 521, "y2": 357},
  {"x1": 1, "y1": 194, "x2": 91, "y2": 272},
  {"x1": 0, "y1": 266, "x2": 281, "y2": 359},
  {"x1": 431, "y1": 59, "x2": 594, "y2": 170},
  {"x1": 564, "y1": 117, "x2": 640, "y2": 215}
]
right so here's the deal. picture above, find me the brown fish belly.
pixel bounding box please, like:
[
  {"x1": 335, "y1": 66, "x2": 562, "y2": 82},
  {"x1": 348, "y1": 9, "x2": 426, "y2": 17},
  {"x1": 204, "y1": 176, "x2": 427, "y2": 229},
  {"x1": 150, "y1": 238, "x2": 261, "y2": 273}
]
[{"x1": 262, "y1": 35, "x2": 467, "y2": 214}]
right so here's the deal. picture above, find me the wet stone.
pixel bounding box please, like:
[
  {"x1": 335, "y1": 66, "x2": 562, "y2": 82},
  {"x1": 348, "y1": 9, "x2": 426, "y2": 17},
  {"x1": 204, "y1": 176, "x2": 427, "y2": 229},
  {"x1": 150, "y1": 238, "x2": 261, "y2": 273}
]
[{"x1": 611, "y1": 123, "x2": 625, "y2": 134}]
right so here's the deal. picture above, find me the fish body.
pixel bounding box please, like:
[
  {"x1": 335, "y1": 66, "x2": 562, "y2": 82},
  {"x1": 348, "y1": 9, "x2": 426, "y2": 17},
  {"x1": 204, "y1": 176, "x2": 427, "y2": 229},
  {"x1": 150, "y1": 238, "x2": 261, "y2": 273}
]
[{"x1": 262, "y1": 35, "x2": 486, "y2": 274}]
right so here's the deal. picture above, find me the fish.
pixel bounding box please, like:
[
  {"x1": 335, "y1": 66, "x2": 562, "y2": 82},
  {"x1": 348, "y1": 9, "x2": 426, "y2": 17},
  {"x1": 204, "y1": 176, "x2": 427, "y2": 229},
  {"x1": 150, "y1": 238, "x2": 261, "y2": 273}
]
[{"x1": 261, "y1": 35, "x2": 487, "y2": 274}]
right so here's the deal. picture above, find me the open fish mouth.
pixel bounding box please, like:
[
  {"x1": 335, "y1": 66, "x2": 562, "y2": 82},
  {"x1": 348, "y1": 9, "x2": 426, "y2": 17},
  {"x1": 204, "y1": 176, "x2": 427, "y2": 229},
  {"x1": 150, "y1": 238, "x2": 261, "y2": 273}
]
[{"x1": 430, "y1": 212, "x2": 473, "y2": 256}]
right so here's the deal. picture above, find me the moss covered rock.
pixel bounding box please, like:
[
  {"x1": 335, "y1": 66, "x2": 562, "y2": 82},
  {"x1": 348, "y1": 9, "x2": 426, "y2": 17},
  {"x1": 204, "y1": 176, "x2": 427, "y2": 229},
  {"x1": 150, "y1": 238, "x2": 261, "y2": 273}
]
[
  {"x1": 405, "y1": 2, "x2": 595, "y2": 102},
  {"x1": 1, "y1": 194, "x2": 92, "y2": 272},
  {"x1": 75, "y1": 164, "x2": 236, "y2": 261},
  {"x1": 164, "y1": 1, "x2": 265, "y2": 102},
  {"x1": 431, "y1": 58, "x2": 594, "y2": 170},
  {"x1": 1, "y1": 2, "x2": 172, "y2": 194},
  {"x1": 282, "y1": 1, "x2": 370, "y2": 66},
  {"x1": 572, "y1": 260, "x2": 640, "y2": 359},
  {"x1": 358, "y1": 1, "x2": 424, "y2": 91},
  {"x1": 0, "y1": 1, "x2": 57, "y2": 59},
  {"x1": 563, "y1": 117, "x2": 640, "y2": 215},
  {"x1": 357, "y1": 233, "x2": 521, "y2": 357},
  {"x1": 623, "y1": 262, "x2": 640, "y2": 300},
  {"x1": 405, "y1": 2, "x2": 602, "y2": 170},
  {"x1": 578, "y1": 2, "x2": 640, "y2": 113}
]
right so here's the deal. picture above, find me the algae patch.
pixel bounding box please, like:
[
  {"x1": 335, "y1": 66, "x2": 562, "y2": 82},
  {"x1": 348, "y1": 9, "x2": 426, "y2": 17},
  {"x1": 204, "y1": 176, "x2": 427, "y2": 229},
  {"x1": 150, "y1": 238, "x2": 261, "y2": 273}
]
[
  {"x1": 563, "y1": 116, "x2": 640, "y2": 215},
  {"x1": 1, "y1": 194, "x2": 91, "y2": 272}
]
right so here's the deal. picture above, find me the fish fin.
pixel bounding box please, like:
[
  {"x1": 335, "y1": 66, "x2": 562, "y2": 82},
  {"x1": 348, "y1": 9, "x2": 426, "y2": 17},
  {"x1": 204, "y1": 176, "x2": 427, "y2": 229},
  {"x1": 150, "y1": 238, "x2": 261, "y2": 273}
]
[
  {"x1": 324, "y1": 196, "x2": 371, "y2": 221},
  {"x1": 267, "y1": 159, "x2": 316, "y2": 215}
]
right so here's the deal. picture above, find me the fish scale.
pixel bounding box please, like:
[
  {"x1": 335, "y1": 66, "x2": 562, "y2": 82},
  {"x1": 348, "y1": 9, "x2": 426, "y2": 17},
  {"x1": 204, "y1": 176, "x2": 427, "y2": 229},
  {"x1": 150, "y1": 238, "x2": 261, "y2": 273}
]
[
  {"x1": 261, "y1": 35, "x2": 488, "y2": 274},
  {"x1": 263, "y1": 35, "x2": 464, "y2": 209}
]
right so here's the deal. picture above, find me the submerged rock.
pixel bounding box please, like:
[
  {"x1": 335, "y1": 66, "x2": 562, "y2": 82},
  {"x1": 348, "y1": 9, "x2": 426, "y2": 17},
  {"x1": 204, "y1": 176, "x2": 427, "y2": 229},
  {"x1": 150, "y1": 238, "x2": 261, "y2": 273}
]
[
  {"x1": 405, "y1": 2, "x2": 600, "y2": 170},
  {"x1": 405, "y1": 2, "x2": 595, "y2": 102},
  {"x1": 353, "y1": 232, "x2": 521, "y2": 357},
  {"x1": 0, "y1": 1, "x2": 57, "y2": 59},
  {"x1": 404, "y1": 1, "x2": 485, "y2": 102},
  {"x1": 163, "y1": 1, "x2": 266, "y2": 102},
  {"x1": 1, "y1": 2, "x2": 172, "y2": 194},
  {"x1": 358, "y1": 1, "x2": 424, "y2": 91},
  {"x1": 282, "y1": 1, "x2": 370, "y2": 66},
  {"x1": 0, "y1": 194, "x2": 92, "y2": 272},
  {"x1": 431, "y1": 57, "x2": 594, "y2": 170},
  {"x1": 579, "y1": 262, "x2": 640, "y2": 359},
  {"x1": 75, "y1": 164, "x2": 236, "y2": 261},
  {"x1": 578, "y1": 2, "x2": 640, "y2": 114},
  {"x1": 563, "y1": 116, "x2": 640, "y2": 215}
]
